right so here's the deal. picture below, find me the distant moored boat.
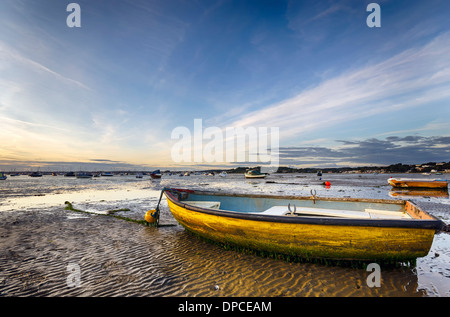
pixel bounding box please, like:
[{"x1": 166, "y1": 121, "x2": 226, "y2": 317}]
[
  {"x1": 150, "y1": 170, "x2": 162, "y2": 179},
  {"x1": 76, "y1": 172, "x2": 93, "y2": 179},
  {"x1": 244, "y1": 169, "x2": 267, "y2": 179},
  {"x1": 388, "y1": 177, "x2": 448, "y2": 189}
]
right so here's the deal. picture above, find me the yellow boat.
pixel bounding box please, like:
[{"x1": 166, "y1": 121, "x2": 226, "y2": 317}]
[
  {"x1": 388, "y1": 177, "x2": 448, "y2": 189},
  {"x1": 164, "y1": 188, "x2": 445, "y2": 262}
]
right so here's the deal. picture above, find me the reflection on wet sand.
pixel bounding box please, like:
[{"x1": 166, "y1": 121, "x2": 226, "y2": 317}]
[{"x1": 389, "y1": 189, "x2": 449, "y2": 198}]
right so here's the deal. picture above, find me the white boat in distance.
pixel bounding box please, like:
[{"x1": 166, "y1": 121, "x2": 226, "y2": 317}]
[{"x1": 244, "y1": 169, "x2": 267, "y2": 179}]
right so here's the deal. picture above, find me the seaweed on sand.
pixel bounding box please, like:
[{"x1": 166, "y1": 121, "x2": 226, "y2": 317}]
[{"x1": 64, "y1": 201, "x2": 147, "y2": 225}]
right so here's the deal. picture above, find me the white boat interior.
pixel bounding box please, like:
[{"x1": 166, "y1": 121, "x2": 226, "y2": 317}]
[{"x1": 182, "y1": 199, "x2": 412, "y2": 220}]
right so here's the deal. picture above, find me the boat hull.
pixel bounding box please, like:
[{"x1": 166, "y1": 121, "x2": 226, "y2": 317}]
[
  {"x1": 165, "y1": 190, "x2": 442, "y2": 261},
  {"x1": 388, "y1": 178, "x2": 448, "y2": 189},
  {"x1": 244, "y1": 173, "x2": 266, "y2": 179}
]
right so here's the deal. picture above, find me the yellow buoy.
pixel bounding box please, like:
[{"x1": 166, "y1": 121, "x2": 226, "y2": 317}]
[{"x1": 145, "y1": 209, "x2": 158, "y2": 224}]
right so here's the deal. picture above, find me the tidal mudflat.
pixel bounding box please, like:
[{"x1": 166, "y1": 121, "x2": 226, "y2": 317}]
[{"x1": 0, "y1": 173, "x2": 448, "y2": 297}]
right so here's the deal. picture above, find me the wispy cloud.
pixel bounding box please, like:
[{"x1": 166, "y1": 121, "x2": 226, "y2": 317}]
[
  {"x1": 279, "y1": 135, "x2": 450, "y2": 167},
  {"x1": 226, "y1": 31, "x2": 450, "y2": 143},
  {"x1": 0, "y1": 41, "x2": 90, "y2": 90}
]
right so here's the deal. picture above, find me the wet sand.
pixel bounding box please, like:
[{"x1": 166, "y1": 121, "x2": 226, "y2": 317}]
[
  {"x1": 0, "y1": 207, "x2": 431, "y2": 297},
  {"x1": 0, "y1": 174, "x2": 449, "y2": 297}
]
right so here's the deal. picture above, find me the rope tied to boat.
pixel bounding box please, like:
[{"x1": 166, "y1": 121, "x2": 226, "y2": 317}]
[
  {"x1": 145, "y1": 187, "x2": 167, "y2": 227},
  {"x1": 145, "y1": 187, "x2": 194, "y2": 227}
]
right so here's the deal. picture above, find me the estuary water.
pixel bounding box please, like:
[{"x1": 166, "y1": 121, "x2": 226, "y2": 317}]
[{"x1": 0, "y1": 172, "x2": 449, "y2": 297}]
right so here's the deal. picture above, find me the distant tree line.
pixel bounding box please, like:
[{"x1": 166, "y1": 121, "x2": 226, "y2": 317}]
[{"x1": 225, "y1": 161, "x2": 450, "y2": 174}]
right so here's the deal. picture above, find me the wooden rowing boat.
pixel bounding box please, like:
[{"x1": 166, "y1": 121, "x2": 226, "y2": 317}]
[
  {"x1": 388, "y1": 177, "x2": 448, "y2": 189},
  {"x1": 164, "y1": 188, "x2": 444, "y2": 262}
]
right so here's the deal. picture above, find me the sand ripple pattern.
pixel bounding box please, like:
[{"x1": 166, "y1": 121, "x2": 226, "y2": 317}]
[{"x1": 0, "y1": 206, "x2": 431, "y2": 297}]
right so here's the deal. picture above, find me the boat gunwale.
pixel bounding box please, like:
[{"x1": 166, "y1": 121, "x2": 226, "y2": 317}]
[{"x1": 165, "y1": 189, "x2": 444, "y2": 231}]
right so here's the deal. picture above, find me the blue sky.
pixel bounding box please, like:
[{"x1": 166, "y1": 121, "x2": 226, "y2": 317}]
[{"x1": 1, "y1": 0, "x2": 449, "y2": 170}]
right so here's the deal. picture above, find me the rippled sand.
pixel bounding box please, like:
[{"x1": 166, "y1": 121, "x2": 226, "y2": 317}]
[
  {"x1": 0, "y1": 173, "x2": 449, "y2": 297},
  {"x1": 0, "y1": 206, "x2": 437, "y2": 297}
]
